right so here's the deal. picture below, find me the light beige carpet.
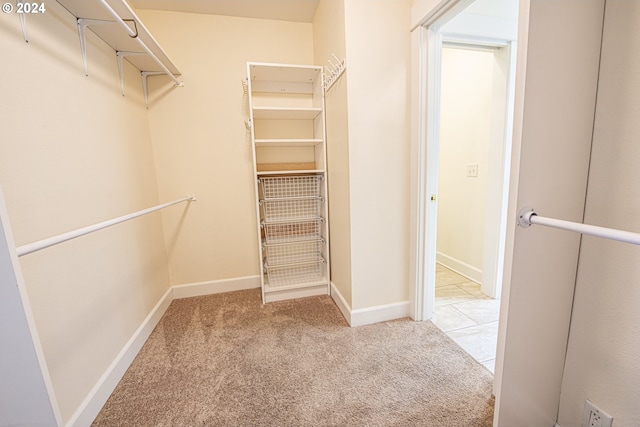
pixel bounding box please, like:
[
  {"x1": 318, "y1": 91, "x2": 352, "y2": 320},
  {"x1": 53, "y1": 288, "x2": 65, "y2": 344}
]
[{"x1": 93, "y1": 289, "x2": 494, "y2": 426}]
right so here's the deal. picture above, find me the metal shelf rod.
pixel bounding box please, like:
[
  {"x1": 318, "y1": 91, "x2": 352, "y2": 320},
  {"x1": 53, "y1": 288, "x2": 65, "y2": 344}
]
[
  {"x1": 518, "y1": 207, "x2": 640, "y2": 246},
  {"x1": 17, "y1": 196, "x2": 196, "y2": 257}
]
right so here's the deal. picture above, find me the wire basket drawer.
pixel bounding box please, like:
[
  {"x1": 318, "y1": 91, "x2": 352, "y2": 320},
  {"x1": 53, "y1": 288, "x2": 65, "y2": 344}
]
[
  {"x1": 261, "y1": 198, "x2": 322, "y2": 222},
  {"x1": 262, "y1": 219, "x2": 323, "y2": 244},
  {"x1": 259, "y1": 175, "x2": 322, "y2": 200},
  {"x1": 263, "y1": 240, "x2": 323, "y2": 266},
  {"x1": 265, "y1": 261, "x2": 324, "y2": 287}
]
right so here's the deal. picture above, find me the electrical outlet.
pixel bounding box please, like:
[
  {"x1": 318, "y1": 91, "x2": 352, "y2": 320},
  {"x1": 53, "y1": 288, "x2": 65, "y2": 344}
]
[
  {"x1": 582, "y1": 400, "x2": 613, "y2": 427},
  {"x1": 467, "y1": 163, "x2": 478, "y2": 177}
]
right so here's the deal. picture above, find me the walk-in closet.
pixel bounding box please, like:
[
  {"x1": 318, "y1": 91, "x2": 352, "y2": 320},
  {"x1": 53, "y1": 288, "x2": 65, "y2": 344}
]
[{"x1": 5, "y1": 1, "x2": 638, "y2": 426}]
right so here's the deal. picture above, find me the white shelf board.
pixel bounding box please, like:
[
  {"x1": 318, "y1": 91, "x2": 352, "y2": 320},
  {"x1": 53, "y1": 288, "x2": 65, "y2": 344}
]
[
  {"x1": 252, "y1": 107, "x2": 322, "y2": 120},
  {"x1": 251, "y1": 81, "x2": 314, "y2": 94},
  {"x1": 56, "y1": 0, "x2": 181, "y2": 75},
  {"x1": 249, "y1": 62, "x2": 321, "y2": 84},
  {"x1": 255, "y1": 139, "x2": 323, "y2": 147},
  {"x1": 257, "y1": 169, "x2": 325, "y2": 176}
]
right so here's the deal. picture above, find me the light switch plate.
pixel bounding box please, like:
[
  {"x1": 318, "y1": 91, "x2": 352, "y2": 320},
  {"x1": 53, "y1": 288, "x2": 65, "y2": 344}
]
[{"x1": 467, "y1": 163, "x2": 478, "y2": 177}]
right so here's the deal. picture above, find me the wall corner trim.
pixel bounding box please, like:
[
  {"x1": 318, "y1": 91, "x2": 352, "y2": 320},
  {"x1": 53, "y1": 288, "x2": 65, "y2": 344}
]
[
  {"x1": 172, "y1": 275, "x2": 261, "y2": 299},
  {"x1": 330, "y1": 282, "x2": 352, "y2": 326},
  {"x1": 67, "y1": 287, "x2": 174, "y2": 427}
]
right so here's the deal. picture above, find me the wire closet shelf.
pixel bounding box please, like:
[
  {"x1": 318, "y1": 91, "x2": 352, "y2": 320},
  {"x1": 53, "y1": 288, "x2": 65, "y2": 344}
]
[
  {"x1": 265, "y1": 261, "x2": 325, "y2": 287},
  {"x1": 259, "y1": 175, "x2": 324, "y2": 222},
  {"x1": 258, "y1": 175, "x2": 326, "y2": 287},
  {"x1": 261, "y1": 219, "x2": 324, "y2": 245},
  {"x1": 259, "y1": 175, "x2": 323, "y2": 199},
  {"x1": 263, "y1": 240, "x2": 324, "y2": 267}
]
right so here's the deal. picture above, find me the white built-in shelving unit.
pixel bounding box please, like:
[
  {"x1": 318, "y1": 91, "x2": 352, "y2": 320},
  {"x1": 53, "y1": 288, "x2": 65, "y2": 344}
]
[{"x1": 246, "y1": 62, "x2": 330, "y2": 303}]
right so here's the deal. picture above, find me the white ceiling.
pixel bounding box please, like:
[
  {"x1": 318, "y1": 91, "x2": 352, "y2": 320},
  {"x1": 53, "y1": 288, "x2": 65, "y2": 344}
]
[{"x1": 129, "y1": 0, "x2": 321, "y2": 23}]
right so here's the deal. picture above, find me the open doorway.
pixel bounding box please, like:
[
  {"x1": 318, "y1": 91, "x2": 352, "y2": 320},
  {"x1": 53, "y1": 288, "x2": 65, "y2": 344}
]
[
  {"x1": 408, "y1": 0, "x2": 518, "y2": 379},
  {"x1": 431, "y1": 41, "x2": 513, "y2": 373}
]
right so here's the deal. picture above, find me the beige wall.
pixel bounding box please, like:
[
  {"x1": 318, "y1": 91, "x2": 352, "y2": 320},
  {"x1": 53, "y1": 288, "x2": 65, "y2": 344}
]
[
  {"x1": 344, "y1": 0, "x2": 412, "y2": 310},
  {"x1": 495, "y1": 0, "x2": 605, "y2": 425},
  {"x1": 0, "y1": 1, "x2": 171, "y2": 423},
  {"x1": 437, "y1": 47, "x2": 493, "y2": 279},
  {"x1": 137, "y1": 10, "x2": 315, "y2": 286},
  {"x1": 557, "y1": 1, "x2": 640, "y2": 425},
  {"x1": 141, "y1": 1, "x2": 414, "y2": 314},
  {"x1": 313, "y1": 0, "x2": 353, "y2": 306}
]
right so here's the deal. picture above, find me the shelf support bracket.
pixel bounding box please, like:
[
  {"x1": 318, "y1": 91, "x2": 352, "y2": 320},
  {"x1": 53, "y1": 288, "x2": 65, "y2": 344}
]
[
  {"x1": 116, "y1": 51, "x2": 146, "y2": 96},
  {"x1": 77, "y1": 18, "x2": 115, "y2": 76},
  {"x1": 96, "y1": 0, "x2": 183, "y2": 88},
  {"x1": 141, "y1": 71, "x2": 164, "y2": 108}
]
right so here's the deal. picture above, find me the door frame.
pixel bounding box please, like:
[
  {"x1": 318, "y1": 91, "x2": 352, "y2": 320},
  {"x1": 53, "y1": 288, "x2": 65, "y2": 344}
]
[
  {"x1": 436, "y1": 35, "x2": 517, "y2": 301},
  {"x1": 409, "y1": 0, "x2": 476, "y2": 323},
  {"x1": 410, "y1": 0, "x2": 530, "y2": 415},
  {"x1": 409, "y1": 0, "x2": 517, "y2": 318},
  {"x1": 477, "y1": 38, "x2": 517, "y2": 301}
]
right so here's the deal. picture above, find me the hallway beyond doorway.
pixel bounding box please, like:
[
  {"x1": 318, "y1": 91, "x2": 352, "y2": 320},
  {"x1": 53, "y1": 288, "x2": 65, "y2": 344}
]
[{"x1": 432, "y1": 264, "x2": 499, "y2": 373}]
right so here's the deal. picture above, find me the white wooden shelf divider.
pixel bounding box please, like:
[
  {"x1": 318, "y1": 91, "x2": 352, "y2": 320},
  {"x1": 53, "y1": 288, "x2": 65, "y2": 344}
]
[
  {"x1": 252, "y1": 107, "x2": 322, "y2": 120},
  {"x1": 254, "y1": 139, "x2": 323, "y2": 147},
  {"x1": 256, "y1": 169, "x2": 326, "y2": 176}
]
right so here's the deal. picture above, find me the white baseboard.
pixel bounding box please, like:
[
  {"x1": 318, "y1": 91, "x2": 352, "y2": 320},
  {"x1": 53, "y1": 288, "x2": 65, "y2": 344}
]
[
  {"x1": 351, "y1": 301, "x2": 410, "y2": 327},
  {"x1": 67, "y1": 287, "x2": 174, "y2": 427},
  {"x1": 436, "y1": 252, "x2": 482, "y2": 284},
  {"x1": 172, "y1": 275, "x2": 260, "y2": 299},
  {"x1": 330, "y1": 282, "x2": 410, "y2": 327}
]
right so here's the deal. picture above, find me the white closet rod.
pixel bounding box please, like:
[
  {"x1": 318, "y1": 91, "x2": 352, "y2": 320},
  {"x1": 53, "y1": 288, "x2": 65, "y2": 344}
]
[
  {"x1": 96, "y1": 0, "x2": 183, "y2": 87},
  {"x1": 16, "y1": 196, "x2": 196, "y2": 257},
  {"x1": 518, "y1": 207, "x2": 640, "y2": 246}
]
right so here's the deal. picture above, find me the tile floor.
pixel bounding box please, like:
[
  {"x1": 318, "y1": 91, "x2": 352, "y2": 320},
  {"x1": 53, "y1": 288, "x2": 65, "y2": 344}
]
[{"x1": 431, "y1": 263, "x2": 500, "y2": 373}]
